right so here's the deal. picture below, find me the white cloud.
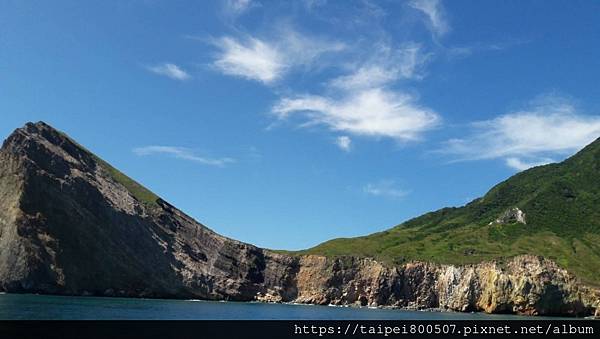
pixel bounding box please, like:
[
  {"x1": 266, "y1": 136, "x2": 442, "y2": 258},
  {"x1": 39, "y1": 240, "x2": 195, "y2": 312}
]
[
  {"x1": 273, "y1": 88, "x2": 440, "y2": 141},
  {"x1": 280, "y1": 28, "x2": 346, "y2": 68},
  {"x1": 133, "y1": 146, "x2": 235, "y2": 167},
  {"x1": 147, "y1": 63, "x2": 191, "y2": 81},
  {"x1": 271, "y1": 41, "x2": 437, "y2": 146},
  {"x1": 210, "y1": 8, "x2": 437, "y2": 150},
  {"x1": 213, "y1": 36, "x2": 285, "y2": 84},
  {"x1": 363, "y1": 180, "x2": 409, "y2": 199},
  {"x1": 442, "y1": 95, "x2": 600, "y2": 170},
  {"x1": 330, "y1": 65, "x2": 397, "y2": 91},
  {"x1": 335, "y1": 136, "x2": 352, "y2": 152},
  {"x1": 505, "y1": 157, "x2": 554, "y2": 171},
  {"x1": 330, "y1": 43, "x2": 429, "y2": 90},
  {"x1": 409, "y1": 0, "x2": 450, "y2": 37},
  {"x1": 212, "y1": 28, "x2": 344, "y2": 84}
]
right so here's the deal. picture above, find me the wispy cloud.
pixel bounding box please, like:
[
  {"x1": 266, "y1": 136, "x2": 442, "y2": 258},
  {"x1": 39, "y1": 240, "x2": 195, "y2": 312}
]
[
  {"x1": 133, "y1": 146, "x2": 235, "y2": 167},
  {"x1": 440, "y1": 95, "x2": 600, "y2": 170},
  {"x1": 209, "y1": 2, "x2": 451, "y2": 151},
  {"x1": 211, "y1": 28, "x2": 344, "y2": 84},
  {"x1": 335, "y1": 135, "x2": 352, "y2": 152},
  {"x1": 224, "y1": 0, "x2": 255, "y2": 16},
  {"x1": 329, "y1": 43, "x2": 429, "y2": 90},
  {"x1": 212, "y1": 36, "x2": 284, "y2": 84},
  {"x1": 147, "y1": 63, "x2": 191, "y2": 81},
  {"x1": 409, "y1": 0, "x2": 450, "y2": 37},
  {"x1": 273, "y1": 88, "x2": 439, "y2": 141},
  {"x1": 505, "y1": 157, "x2": 554, "y2": 171},
  {"x1": 363, "y1": 180, "x2": 409, "y2": 199},
  {"x1": 446, "y1": 39, "x2": 532, "y2": 59},
  {"x1": 303, "y1": 0, "x2": 327, "y2": 11},
  {"x1": 271, "y1": 40, "x2": 439, "y2": 143}
]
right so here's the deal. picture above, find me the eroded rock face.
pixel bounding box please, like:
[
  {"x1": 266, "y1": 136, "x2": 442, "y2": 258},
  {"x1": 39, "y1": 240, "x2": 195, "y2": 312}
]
[
  {"x1": 267, "y1": 255, "x2": 598, "y2": 316},
  {"x1": 0, "y1": 122, "x2": 598, "y2": 316},
  {"x1": 491, "y1": 207, "x2": 527, "y2": 225}
]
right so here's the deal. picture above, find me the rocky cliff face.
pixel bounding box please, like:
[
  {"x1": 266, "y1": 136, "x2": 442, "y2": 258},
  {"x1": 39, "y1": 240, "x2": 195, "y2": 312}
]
[
  {"x1": 258, "y1": 255, "x2": 598, "y2": 316},
  {"x1": 0, "y1": 122, "x2": 598, "y2": 316}
]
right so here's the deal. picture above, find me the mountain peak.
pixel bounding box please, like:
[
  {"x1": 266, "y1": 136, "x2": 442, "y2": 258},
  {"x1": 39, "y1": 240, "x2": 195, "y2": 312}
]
[
  {"x1": 4, "y1": 121, "x2": 71, "y2": 153},
  {"x1": 2, "y1": 121, "x2": 96, "y2": 175},
  {"x1": 2, "y1": 121, "x2": 160, "y2": 207},
  {"x1": 23, "y1": 120, "x2": 54, "y2": 131},
  {"x1": 13, "y1": 120, "x2": 62, "y2": 141}
]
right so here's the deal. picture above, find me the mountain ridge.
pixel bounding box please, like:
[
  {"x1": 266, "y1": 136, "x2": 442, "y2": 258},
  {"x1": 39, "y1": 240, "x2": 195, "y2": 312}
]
[
  {"x1": 0, "y1": 121, "x2": 598, "y2": 316},
  {"x1": 302, "y1": 135, "x2": 600, "y2": 286}
]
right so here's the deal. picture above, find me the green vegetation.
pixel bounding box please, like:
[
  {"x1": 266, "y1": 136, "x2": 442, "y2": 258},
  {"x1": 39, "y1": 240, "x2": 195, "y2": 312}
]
[
  {"x1": 300, "y1": 137, "x2": 600, "y2": 286},
  {"x1": 55, "y1": 127, "x2": 159, "y2": 206},
  {"x1": 93, "y1": 156, "x2": 159, "y2": 206}
]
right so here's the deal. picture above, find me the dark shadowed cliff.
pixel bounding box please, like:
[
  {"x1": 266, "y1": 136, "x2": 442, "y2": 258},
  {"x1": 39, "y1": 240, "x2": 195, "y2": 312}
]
[{"x1": 0, "y1": 122, "x2": 598, "y2": 316}]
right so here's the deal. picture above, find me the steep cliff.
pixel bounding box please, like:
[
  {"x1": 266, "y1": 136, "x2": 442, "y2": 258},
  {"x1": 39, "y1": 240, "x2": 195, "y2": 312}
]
[
  {"x1": 0, "y1": 122, "x2": 598, "y2": 316},
  {"x1": 0, "y1": 121, "x2": 289, "y2": 300},
  {"x1": 284, "y1": 255, "x2": 598, "y2": 316}
]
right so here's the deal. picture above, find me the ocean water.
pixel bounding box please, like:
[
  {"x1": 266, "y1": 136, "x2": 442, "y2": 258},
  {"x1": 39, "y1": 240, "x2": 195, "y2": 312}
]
[{"x1": 0, "y1": 293, "x2": 548, "y2": 320}]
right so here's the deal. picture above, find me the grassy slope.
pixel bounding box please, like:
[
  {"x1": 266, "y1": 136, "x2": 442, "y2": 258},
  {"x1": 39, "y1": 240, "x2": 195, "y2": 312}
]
[
  {"x1": 300, "y1": 138, "x2": 600, "y2": 286},
  {"x1": 56, "y1": 128, "x2": 159, "y2": 206},
  {"x1": 92, "y1": 156, "x2": 159, "y2": 206}
]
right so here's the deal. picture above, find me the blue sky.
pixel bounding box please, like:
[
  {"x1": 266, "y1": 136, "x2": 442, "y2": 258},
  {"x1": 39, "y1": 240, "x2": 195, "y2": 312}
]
[{"x1": 2, "y1": 0, "x2": 600, "y2": 250}]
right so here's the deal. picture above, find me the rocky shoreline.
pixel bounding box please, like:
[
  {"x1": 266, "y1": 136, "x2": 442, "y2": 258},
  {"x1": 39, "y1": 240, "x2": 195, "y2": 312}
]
[{"x1": 254, "y1": 254, "x2": 599, "y2": 317}]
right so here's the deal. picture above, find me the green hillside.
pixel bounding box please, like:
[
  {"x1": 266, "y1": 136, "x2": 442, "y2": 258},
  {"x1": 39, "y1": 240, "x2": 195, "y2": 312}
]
[
  {"x1": 56, "y1": 126, "x2": 159, "y2": 206},
  {"x1": 300, "y1": 137, "x2": 600, "y2": 286}
]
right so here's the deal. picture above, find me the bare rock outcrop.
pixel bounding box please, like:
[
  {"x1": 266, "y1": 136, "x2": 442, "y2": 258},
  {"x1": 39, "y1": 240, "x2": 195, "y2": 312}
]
[
  {"x1": 490, "y1": 207, "x2": 527, "y2": 225},
  {"x1": 264, "y1": 255, "x2": 597, "y2": 316}
]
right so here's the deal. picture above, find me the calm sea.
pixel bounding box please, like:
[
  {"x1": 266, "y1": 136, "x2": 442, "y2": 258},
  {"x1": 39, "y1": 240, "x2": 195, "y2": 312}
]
[{"x1": 0, "y1": 293, "x2": 555, "y2": 320}]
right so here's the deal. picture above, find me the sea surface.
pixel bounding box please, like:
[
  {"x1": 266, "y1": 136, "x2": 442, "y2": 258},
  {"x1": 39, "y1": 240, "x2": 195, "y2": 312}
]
[{"x1": 0, "y1": 293, "x2": 563, "y2": 320}]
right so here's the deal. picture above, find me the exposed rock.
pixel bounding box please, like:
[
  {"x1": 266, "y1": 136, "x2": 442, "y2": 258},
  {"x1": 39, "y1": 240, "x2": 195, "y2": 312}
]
[
  {"x1": 282, "y1": 255, "x2": 597, "y2": 316},
  {"x1": 0, "y1": 122, "x2": 597, "y2": 317},
  {"x1": 490, "y1": 207, "x2": 526, "y2": 225}
]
